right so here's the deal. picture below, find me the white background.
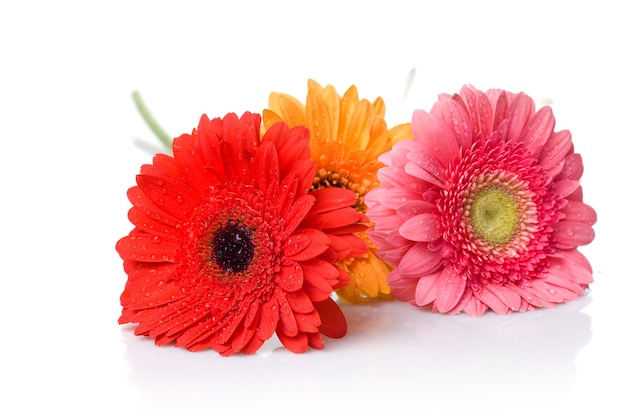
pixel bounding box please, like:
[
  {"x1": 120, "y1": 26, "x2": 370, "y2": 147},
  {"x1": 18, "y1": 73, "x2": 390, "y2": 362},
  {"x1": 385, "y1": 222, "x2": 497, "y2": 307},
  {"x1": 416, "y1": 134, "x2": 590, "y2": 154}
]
[{"x1": 1, "y1": 1, "x2": 624, "y2": 417}]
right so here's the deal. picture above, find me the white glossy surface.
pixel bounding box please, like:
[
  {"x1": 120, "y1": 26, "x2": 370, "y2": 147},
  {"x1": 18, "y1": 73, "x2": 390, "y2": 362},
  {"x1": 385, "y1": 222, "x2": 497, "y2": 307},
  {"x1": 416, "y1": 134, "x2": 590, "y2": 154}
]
[{"x1": 1, "y1": 1, "x2": 623, "y2": 417}]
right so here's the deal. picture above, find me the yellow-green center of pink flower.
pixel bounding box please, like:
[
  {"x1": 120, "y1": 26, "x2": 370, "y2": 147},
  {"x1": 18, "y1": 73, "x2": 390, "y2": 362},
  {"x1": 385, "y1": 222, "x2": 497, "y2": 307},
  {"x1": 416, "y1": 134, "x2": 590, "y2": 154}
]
[{"x1": 469, "y1": 186, "x2": 519, "y2": 245}]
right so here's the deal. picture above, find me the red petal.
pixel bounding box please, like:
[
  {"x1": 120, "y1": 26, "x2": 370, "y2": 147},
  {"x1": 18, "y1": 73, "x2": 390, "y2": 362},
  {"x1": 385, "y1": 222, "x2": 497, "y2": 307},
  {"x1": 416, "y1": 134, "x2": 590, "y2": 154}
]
[
  {"x1": 294, "y1": 311, "x2": 321, "y2": 333},
  {"x1": 285, "y1": 289, "x2": 315, "y2": 314},
  {"x1": 307, "y1": 188, "x2": 357, "y2": 214},
  {"x1": 122, "y1": 259, "x2": 176, "y2": 284},
  {"x1": 302, "y1": 266, "x2": 334, "y2": 302},
  {"x1": 127, "y1": 207, "x2": 176, "y2": 238},
  {"x1": 313, "y1": 298, "x2": 347, "y2": 338},
  {"x1": 254, "y1": 141, "x2": 280, "y2": 197},
  {"x1": 274, "y1": 260, "x2": 304, "y2": 292},
  {"x1": 276, "y1": 330, "x2": 308, "y2": 354},
  {"x1": 121, "y1": 280, "x2": 183, "y2": 311},
  {"x1": 307, "y1": 333, "x2": 325, "y2": 350},
  {"x1": 116, "y1": 233, "x2": 178, "y2": 263},
  {"x1": 300, "y1": 207, "x2": 361, "y2": 230},
  {"x1": 127, "y1": 186, "x2": 180, "y2": 227},
  {"x1": 276, "y1": 176, "x2": 300, "y2": 218},
  {"x1": 283, "y1": 195, "x2": 315, "y2": 235},
  {"x1": 284, "y1": 229, "x2": 330, "y2": 261},
  {"x1": 327, "y1": 233, "x2": 367, "y2": 260},
  {"x1": 136, "y1": 174, "x2": 197, "y2": 221},
  {"x1": 172, "y1": 132, "x2": 217, "y2": 192},
  {"x1": 276, "y1": 291, "x2": 298, "y2": 337},
  {"x1": 241, "y1": 335, "x2": 265, "y2": 355},
  {"x1": 257, "y1": 298, "x2": 279, "y2": 340}
]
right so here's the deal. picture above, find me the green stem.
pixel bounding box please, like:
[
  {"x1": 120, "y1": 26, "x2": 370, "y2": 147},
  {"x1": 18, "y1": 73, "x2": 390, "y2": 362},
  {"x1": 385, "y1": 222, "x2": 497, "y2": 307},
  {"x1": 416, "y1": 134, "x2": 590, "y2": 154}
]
[{"x1": 132, "y1": 90, "x2": 172, "y2": 149}]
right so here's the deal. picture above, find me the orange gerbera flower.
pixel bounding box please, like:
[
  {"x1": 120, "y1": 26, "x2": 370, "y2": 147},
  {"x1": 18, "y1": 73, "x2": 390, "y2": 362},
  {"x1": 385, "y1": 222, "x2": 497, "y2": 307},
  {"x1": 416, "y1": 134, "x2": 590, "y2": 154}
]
[{"x1": 262, "y1": 80, "x2": 413, "y2": 303}]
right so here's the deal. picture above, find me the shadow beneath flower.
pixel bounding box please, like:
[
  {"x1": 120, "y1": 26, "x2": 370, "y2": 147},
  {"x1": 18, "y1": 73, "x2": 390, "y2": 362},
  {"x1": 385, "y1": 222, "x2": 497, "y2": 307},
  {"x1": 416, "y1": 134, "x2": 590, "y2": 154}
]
[
  {"x1": 120, "y1": 295, "x2": 592, "y2": 415},
  {"x1": 336, "y1": 294, "x2": 592, "y2": 406}
]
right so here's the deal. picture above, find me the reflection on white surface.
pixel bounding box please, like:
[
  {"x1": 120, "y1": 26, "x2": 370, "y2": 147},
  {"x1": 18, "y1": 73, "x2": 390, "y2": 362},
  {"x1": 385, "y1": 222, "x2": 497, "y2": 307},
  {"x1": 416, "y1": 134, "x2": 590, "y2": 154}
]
[{"x1": 121, "y1": 295, "x2": 592, "y2": 415}]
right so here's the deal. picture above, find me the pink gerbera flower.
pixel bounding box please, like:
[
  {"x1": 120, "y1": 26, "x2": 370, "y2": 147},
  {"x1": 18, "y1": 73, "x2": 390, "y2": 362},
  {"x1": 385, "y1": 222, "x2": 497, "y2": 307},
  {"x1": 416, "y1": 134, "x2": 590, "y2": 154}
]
[{"x1": 365, "y1": 85, "x2": 597, "y2": 316}]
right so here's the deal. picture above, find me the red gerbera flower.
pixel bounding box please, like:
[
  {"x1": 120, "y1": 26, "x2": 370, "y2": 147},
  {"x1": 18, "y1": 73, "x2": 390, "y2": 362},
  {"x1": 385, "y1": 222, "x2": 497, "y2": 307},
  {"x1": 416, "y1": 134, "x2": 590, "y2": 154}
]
[
  {"x1": 116, "y1": 112, "x2": 367, "y2": 355},
  {"x1": 366, "y1": 85, "x2": 596, "y2": 316}
]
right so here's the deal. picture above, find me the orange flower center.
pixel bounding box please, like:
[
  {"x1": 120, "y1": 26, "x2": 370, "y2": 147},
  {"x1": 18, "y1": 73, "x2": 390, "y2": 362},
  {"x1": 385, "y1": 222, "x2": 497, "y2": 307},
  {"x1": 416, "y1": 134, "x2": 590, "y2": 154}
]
[{"x1": 312, "y1": 167, "x2": 368, "y2": 213}]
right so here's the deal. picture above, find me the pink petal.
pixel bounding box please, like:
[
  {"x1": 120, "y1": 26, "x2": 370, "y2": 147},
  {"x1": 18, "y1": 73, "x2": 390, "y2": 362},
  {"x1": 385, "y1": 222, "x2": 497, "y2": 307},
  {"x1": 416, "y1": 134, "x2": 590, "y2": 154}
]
[
  {"x1": 413, "y1": 272, "x2": 439, "y2": 306},
  {"x1": 461, "y1": 296, "x2": 489, "y2": 317},
  {"x1": 553, "y1": 180, "x2": 581, "y2": 198},
  {"x1": 482, "y1": 282, "x2": 522, "y2": 312},
  {"x1": 514, "y1": 283, "x2": 557, "y2": 309},
  {"x1": 378, "y1": 186, "x2": 422, "y2": 210},
  {"x1": 405, "y1": 153, "x2": 446, "y2": 188},
  {"x1": 397, "y1": 200, "x2": 437, "y2": 220},
  {"x1": 387, "y1": 269, "x2": 418, "y2": 302},
  {"x1": 527, "y1": 280, "x2": 565, "y2": 304},
  {"x1": 369, "y1": 211, "x2": 404, "y2": 232},
  {"x1": 552, "y1": 220, "x2": 595, "y2": 248},
  {"x1": 542, "y1": 264, "x2": 586, "y2": 296},
  {"x1": 437, "y1": 97, "x2": 473, "y2": 151},
  {"x1": 473, "y1": 285, "x2": 511, "y2": 315},
  {"x1": 399, "y1": 213, "x2": 443, "y2": 242},
  {"x1": 488, "y1": 89, "x2": 509, "y2": 130},
  {"x1": 560, "y1": 200, "x2": 597, "y2": 225},
  {"x1": 555, "y1": 153, "x2": 583, "y2": 181},
  {"x1": 447, "y1": 289, "x2": 473, "y2": 314},
  {"x1": 505, "y1": 93, "x2": 535, "y2": 143},
  {"x1": 459, "y1": 85, "x2": 494, "y2": 139},
  {"x1": 379, "y1": 139, "x2": 415, "y2": 167},
  {"x1": 420, "y1": 100, "x2": 465, "y2": 165},
  {"x1": 398, "y1": 242, "x2": 443, "y2": 277},
  {"x1": 548, "y1": 250, "x2": 594, "y2": 285},
  {"x1": 377, "y1": 243, "x2": 413, "y2": 267},
  {"x1": 434, "y1": 267, "x2": 467, "y2": 313},
  {"x1": 518, "y1": 106, "x2": 556, "y2": 157},
  {"x1": 539, "y1": 130, "x2": 572, "y2": 172}
]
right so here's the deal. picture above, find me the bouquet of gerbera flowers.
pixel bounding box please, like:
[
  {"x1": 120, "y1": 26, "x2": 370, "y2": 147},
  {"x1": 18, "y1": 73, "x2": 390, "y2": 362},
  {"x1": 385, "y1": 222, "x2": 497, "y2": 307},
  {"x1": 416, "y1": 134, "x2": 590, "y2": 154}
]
[{"x1": 117, "y1": 81, "x2": 596, "y2": 356}]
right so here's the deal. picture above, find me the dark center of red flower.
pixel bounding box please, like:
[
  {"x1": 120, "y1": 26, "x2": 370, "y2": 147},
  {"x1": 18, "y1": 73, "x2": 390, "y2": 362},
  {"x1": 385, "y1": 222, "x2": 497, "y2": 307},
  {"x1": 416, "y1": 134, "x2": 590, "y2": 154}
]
[{"x1": 211, "y1": 222, "x2": 255, "y2": 274}]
